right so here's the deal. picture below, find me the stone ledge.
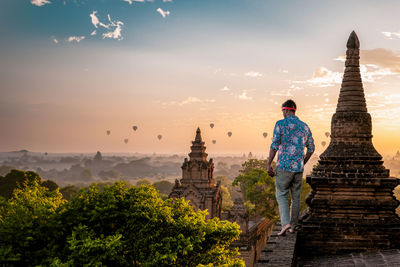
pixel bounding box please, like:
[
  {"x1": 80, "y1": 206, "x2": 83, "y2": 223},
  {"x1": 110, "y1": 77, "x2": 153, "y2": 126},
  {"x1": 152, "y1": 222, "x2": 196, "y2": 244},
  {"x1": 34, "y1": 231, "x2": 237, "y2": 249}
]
[{"x1": 255, "y1": 222, "x2": 297, "y2": 267}]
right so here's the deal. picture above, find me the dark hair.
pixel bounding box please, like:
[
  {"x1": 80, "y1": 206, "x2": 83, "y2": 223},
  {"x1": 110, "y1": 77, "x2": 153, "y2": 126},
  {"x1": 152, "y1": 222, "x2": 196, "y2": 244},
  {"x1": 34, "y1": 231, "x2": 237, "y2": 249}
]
[{"x1": 282, "y1": 99, "x2": 297, "y2": 110}]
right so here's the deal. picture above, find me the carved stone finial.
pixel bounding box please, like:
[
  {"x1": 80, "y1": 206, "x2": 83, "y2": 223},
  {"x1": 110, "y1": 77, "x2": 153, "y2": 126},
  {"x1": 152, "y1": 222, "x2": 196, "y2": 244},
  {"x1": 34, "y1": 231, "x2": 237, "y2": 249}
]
[
  {"x1": 195, "y1": 127, "x2": 202, "y2": 142},
  {"x1": 346, "y1": 31, "x2": 360, "y2": 49}
]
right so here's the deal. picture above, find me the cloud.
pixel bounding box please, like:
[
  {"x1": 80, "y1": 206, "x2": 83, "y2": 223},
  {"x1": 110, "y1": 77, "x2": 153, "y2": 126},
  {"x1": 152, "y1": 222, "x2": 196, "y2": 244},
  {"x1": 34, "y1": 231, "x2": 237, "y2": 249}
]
[
  {"x1": 128, "y1": 0, "x2": 155, "y2": 2},
  {"x1": 220, "y1": 86, "x2": 231, "y2": 91},
  {"x1": 157, "y1": 8, "x2": 170, "y2": 18},
  {"x1": 30, "y1": 0, "x2": 51, "y2": 6},
  {"x1": 360, "y1": 48, "x2": 400, "y2": 73},
  {"x1": 90, "y1": 12, "x2": 124, "y2": 40},
  {"x1": 244, "y1": 71, "x2": 263, "y2": 77},
  {"x1": 67, "y1": 36, "x2": 85, "y2": 43},
  {"x1": 270, "y1": 90, "x2": 293, "y2": 97},
  {"x1": 237, "y1": 90, "x2": 253, "y2": 100},
  {"x1": 382, "y1": 31, "x2": 400, "y2": 40},
  {"x1": 90, "y1": 11, "x2": 100, "y2": 28},
  {"x1": 293, "y1": 67, "x2": 342, "y2": 87},
  {"x1": 102, "y1": 15, "x2": 124, "y2": 40},
  {"x1": 161, "y1": 97, "x2": 216, "y2": 106},
  {"x1": 90, "y1": 11, "x2": 110, "y2": 29}
]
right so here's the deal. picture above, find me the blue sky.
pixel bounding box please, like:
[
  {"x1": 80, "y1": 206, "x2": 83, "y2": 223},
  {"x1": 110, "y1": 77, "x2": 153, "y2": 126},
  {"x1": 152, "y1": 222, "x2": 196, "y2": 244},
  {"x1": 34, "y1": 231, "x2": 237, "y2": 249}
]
[{"x1": 2, "y1": 0, "x2": 400, "y2": 154}]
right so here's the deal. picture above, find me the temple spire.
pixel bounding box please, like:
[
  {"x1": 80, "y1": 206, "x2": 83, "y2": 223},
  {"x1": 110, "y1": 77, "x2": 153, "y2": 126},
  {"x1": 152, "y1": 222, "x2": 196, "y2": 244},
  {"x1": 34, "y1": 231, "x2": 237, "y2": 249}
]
[
  {"x1": 188, "y1": 127, "x2": 208, "y2": 161},
  {"x1": 195, "y1": 127, "x2": 202, "y2": 142},
  {"x1": 336, "y1": 30, "x2": 367, "y2": 113}
]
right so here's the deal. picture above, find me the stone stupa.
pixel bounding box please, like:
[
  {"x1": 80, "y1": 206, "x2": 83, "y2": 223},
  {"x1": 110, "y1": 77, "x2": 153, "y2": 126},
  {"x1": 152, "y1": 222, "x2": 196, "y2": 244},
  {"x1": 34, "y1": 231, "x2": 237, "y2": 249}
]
[{"x1": 298, "y1": 31, "x2": 400, "y2": 255}]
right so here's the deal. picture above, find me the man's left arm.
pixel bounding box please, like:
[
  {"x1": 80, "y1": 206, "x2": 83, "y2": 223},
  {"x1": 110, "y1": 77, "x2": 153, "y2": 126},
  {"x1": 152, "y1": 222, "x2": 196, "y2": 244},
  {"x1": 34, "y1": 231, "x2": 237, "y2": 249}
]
[{"x1": 304, "y1": 126, "x2": 315, "y2": 165}]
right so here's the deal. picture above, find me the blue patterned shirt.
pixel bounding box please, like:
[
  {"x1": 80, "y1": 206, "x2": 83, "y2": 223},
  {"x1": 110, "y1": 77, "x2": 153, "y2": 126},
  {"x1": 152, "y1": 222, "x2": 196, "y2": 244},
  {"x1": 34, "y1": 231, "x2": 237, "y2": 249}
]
[{"x1": 270, "y1": 115, "x2": 315, "y2": 172}]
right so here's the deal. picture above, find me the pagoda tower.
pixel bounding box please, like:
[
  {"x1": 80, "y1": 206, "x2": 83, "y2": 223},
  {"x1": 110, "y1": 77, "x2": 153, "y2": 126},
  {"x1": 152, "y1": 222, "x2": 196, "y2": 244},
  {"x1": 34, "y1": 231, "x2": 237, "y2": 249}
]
[
  {"x1": 169, "y1": 128, "x2": 222, "y2": 219},
  {"x1": 299, "y1": 31, "x2": 400, "y2": 255}
]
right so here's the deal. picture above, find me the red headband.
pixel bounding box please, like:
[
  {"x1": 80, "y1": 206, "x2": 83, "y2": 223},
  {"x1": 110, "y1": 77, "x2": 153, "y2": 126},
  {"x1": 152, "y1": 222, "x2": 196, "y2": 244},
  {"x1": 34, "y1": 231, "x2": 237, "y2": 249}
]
[{"x1": 282, "y1": 107, "x2": 296, "y2": 111}]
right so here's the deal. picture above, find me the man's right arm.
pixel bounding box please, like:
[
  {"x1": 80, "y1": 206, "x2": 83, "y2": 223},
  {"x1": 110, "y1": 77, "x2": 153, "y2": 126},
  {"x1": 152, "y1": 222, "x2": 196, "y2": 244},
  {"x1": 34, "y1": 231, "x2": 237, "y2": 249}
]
[
  {"x1": 268, "y1": 122, "x2": 281, "y2": 176},
  {"x1": 267, "y1": 149, "x2": 277, "y2": 176}
]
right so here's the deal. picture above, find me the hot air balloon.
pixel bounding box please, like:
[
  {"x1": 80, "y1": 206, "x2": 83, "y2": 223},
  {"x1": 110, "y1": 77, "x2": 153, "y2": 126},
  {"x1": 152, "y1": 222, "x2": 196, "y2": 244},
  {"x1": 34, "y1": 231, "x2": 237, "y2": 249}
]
[
  {"x1": 132, "y1": 126, "x2": 138, "y2": 131},
  {"x1": 227, "y1": 131, "x2": 232, "y2": 137},
  {"x1": 325, "y1": 132, "x2": 330, "y2": 138},
  {"x1": 124, "y1": 139, "x2": 128, "y2": 144},
  {"x1": 210, "y1": 123, "x2": 214, "y2": 129},
  {"x1": 212, "y1": 140, "x2": 216, "y2": 144},
  {"x1": 106, "y1": 130, "x2": 111, "y2": 135},
  {"x1": 157, "y1": 134, "x2": 162, "y2": 140},
  {"x1": 263, "y1": 132, "x2": 268, "y2": 138},
  {"x1": 321, "y1": 141, "x2": 326, "y2": 147}
]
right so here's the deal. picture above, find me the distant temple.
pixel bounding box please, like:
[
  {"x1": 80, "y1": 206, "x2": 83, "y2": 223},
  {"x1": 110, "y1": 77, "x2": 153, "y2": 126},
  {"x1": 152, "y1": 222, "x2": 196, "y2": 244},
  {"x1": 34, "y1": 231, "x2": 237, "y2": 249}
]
[
  {"x1": 299, "y1": 31, "x2": 400, "y2": 255},
  {"x1": 169, "y1": 127, "x2": 222, "y2": 219}
]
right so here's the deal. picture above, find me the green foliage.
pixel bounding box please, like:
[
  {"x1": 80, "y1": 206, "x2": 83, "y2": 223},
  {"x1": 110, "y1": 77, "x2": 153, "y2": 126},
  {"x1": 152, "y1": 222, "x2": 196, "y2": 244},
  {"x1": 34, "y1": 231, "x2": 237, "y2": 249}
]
[
  {"x1": 136, "y1": 178, "x2": 151, "y2": 186},
  {"x1": 0, "y1": 179, "x2": 66, "y2": 265},
  {"x1": 220, "y1": 186, "x2": 234, "y2": 211},
  {"x1": 153, "y1": 180, "x2": 174, "y2": 195},
  {"x1": 238, "y1": 158, "x2": 274, "y2": 174},
  {"x1": 0, "y1": 181, "x2": 243, "y2": 266},
  {"x1": 233, "y1": 168, "x2": 278, "y2": 219},
  {"x1": 0, "y1": 169, "x2": 59, "y2": 199},
  {"x1": 60, "y1": 185, "x2": 80, "y2": 201}
]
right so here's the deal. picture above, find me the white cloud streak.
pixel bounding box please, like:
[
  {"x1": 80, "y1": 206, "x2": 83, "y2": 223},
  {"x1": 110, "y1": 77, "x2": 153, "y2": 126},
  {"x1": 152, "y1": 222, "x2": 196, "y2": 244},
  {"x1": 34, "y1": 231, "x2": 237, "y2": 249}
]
[
  {"x1": 382, "y1": 31, "x2": 400, "y2": 40},
  {"x1": 67, "y1": 36, "x2": 85, "y2": 43},
  {"x1": 162, "y1": 97, "x2": 216, "y2": 106},
  {"x1": 157, "y1": 8, "x2": 170, "y2": 18},
  {"x1": 90, "y1": 11, "x2": 100, "y2": 28},
  {"x1": 30, "y1": 0, "x2": 51, "y2": 6},
  {"x1": 244, "y1": 71, "x2": 263, "y2": 77},
  {"x1": 237, "y1": 90, "x2": 253, "y2": 100},
  {"x1": 102, "y1": 15, "x2": 124, "y2": 40}
]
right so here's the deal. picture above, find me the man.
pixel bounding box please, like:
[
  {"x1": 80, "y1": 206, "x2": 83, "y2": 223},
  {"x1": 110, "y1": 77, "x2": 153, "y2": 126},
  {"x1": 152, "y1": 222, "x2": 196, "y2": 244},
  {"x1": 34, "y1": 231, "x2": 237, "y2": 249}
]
[{"x1": 267, "y1": 99, "x2": 315, "y2": 235}]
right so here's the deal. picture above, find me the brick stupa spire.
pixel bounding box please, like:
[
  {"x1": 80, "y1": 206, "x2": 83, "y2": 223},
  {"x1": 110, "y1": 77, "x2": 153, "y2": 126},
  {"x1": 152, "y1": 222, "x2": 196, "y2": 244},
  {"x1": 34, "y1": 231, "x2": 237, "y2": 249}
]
[{"x1": 298, "y1": 31, "x2": 400, "y2": 256}]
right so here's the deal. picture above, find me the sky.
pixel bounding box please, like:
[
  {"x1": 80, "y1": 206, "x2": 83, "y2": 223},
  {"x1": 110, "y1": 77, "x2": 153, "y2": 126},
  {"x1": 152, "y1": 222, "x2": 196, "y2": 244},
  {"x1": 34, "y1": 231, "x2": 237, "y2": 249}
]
[{"x1": 1, "y1": 0, "x2": 400, "y2": 155}]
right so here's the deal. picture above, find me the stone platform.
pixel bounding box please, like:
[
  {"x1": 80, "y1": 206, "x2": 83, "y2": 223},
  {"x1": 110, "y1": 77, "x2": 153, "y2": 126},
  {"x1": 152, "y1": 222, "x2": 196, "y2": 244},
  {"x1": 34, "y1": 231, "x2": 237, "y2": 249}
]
[{"x1": 298, "y1": 249, "x2": 400, "y2": 267}]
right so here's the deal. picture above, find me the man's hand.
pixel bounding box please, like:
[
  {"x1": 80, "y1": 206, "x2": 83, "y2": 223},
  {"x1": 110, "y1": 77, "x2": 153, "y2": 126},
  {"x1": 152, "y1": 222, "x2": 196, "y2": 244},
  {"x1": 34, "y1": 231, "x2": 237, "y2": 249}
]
[
  {"x1": 304, "y1": 152, "x2": 313, "y2": 165},
  {"x1": 267, "y1": 149, "x2": 277, "y2": 177},
  {"x1": 267, "y1": 165, "x2": 275, "y2": 177}
]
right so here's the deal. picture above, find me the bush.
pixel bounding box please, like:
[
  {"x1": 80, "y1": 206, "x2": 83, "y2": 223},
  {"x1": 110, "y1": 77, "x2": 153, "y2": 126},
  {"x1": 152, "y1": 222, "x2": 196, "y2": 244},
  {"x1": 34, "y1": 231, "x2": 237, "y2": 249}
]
[{"x1": 0, "y1": 181, "x2": 244, "y2": 266}]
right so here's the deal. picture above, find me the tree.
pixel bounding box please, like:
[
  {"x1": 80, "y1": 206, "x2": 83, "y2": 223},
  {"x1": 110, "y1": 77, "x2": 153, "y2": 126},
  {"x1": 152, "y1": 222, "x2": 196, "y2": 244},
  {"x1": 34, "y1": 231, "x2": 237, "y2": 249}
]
[
  {"x1": 238, "y1": 159, "x2": 270, "y2": 174},
  {"x1": 53, "y1": 183, "x2": 244, "y2": 266},
  {"x1": 233, "y1": 168, "x2": 278, "y2": 219},
  {"x1": 220, "y1": 186, "x2": 234, "y2": 211},
  {"x1": 0, "y1": 179, "x2": 65, "y2": 265},
  {"x1": 0, "y1": 169, "x2": 59, "y2": 199},
  {"x1": 1, "y1": 181, "x2": 244, "y2": 266},
  {"x1": 153, "y1": 180, "x2": 174, "y2": 195},
  {"x1": 60, "y1": 185, "x2": 80, "y2": 201},
  {"x1": 136, "y1": 178, "x2": 151, "y2": 186}
]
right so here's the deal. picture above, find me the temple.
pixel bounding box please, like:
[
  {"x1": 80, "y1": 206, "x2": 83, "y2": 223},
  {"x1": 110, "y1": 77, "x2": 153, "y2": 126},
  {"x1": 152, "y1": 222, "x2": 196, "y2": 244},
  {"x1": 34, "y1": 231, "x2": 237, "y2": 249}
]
[
  {"x1": 169, "y1": 127, "x2": 222, "y2": 219},
  {"x1": 298, "y1": 31, "x2": 400, "y2": 255}
]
